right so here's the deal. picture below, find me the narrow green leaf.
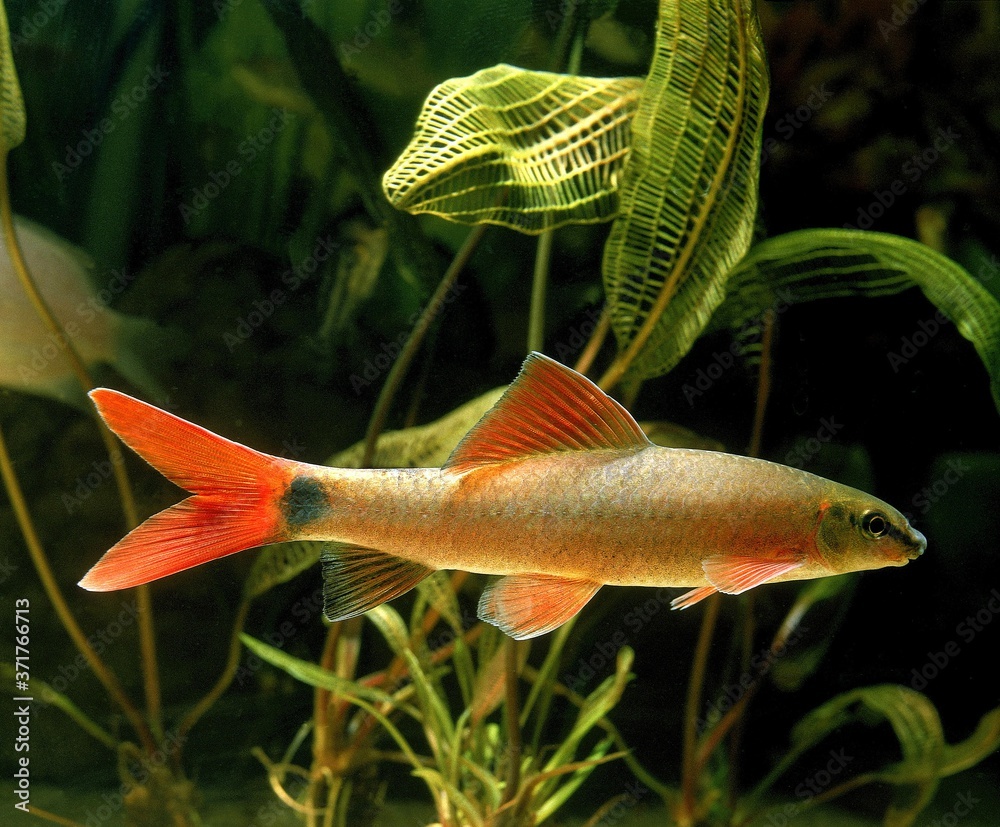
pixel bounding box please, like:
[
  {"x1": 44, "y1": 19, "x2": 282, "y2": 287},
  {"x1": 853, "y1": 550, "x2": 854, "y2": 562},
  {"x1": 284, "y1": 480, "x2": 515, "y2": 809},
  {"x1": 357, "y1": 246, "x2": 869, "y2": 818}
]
[
  {"x1": 711, "y1": 228, "x2": 1000, "y2": 411},
  {"x1": 0, "y1": 1, "x2": 26, "y2": 152},
  {"x1": 534, "y1": 736, "x2": 615, "y2": 824},
  {"x1": 243, "y1": 540, "x2": 323, "y2": 600},
  {"x1": 1, "y1": 664, "x2": 116, "y2": 750},
  {"x1": 790, "y1": 685, "x2": 944, "y2": 826},
  {"x1": 938, "y1": 706, "x2": 1000, "y2": 778},
  {"x1": 383, "y1": 64, "x2": 642, "y2": 233},
  {"x1": 240, "y1": 633, "x2": 404, "y2": 709},
  {"x1": 326, "y1": 386, "x2": 505, "y2": 469},
  {"x1": 603, "y1": 0, "x2": 769, "y2": 381},
  {"x1": 366, "y1": 604, "x2": 412, "y2": 655},
  {"x1": 542, "y1": 646, "x2": 633, "y2": 797},
  {"x1": 415, "y1": 570, "x2": 465, "y2": 636},
  {"x1": 401, "y1": 648, "x2": 456, "y2": 753},
  {"x1": 412, "y1": 768, "x2": 485, "y2": 827}
]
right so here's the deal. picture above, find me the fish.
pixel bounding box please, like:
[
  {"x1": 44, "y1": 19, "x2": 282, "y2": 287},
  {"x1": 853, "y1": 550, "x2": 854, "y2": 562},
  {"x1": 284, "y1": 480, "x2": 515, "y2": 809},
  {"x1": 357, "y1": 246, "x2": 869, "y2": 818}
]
[
  {"x1": 0, "y1": 215, "x2": 175, "y2": 408},
  {"x1": 78, "y1": 352, "x2": 926, "y2": 639}
]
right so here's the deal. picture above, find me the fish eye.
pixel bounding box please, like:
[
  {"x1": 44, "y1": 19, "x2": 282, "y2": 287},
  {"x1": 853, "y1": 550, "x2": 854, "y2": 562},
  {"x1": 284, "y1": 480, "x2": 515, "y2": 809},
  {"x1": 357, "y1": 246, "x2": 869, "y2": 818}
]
[{"x1": 861, "y1": 511, "x2": 889, "y2": 539}]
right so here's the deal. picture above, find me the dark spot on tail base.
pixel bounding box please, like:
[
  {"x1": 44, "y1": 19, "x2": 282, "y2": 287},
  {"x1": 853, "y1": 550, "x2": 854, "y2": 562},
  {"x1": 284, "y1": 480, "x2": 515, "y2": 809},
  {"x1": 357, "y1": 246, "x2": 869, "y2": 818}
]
[{"x1": 281, "y1": 476, "x2": 326, "y2": 527}]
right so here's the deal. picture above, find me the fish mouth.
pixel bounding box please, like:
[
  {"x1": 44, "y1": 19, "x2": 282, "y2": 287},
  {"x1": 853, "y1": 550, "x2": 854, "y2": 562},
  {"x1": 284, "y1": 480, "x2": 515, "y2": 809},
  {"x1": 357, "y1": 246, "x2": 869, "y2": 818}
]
[{"x1": 903, "y1": 528, "x2": 927, "y2": 561}]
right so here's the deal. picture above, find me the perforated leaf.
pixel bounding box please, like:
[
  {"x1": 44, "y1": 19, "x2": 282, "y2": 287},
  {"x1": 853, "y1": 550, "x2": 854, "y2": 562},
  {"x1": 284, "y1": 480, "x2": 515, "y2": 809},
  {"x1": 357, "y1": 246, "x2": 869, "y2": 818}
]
[
  {"x1": 327, "y1": 386, "x2": 505, "y2": 469},
  {"x1": 602, "y1": 0, "x2": 768, "y2": 382},
  {"x1": 383, "y1": 64, "x2": 642, "y2": 233},
  {"x1": 0, "y1": 1, "x2": 25, "y2": 152},
  {"x1": 710, "y1": 228, "x2": 1000, "y2": 412}
]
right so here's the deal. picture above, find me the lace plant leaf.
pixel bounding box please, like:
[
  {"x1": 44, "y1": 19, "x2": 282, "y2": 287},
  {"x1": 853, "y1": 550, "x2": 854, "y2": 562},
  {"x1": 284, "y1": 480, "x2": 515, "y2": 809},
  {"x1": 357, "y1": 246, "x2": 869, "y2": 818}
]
[
  {"x1": 383, "y1": 64, "x2": 642, "y2": 233},
  {"x1": 709, "y1": 228, "x2": 1000, "y2": 412},
  {"x1": 0, "y1": 1, "x2": 25, "y2": 153},
  {"x1": 601, "y1": 0, "x2": 769, "y2": 383}
]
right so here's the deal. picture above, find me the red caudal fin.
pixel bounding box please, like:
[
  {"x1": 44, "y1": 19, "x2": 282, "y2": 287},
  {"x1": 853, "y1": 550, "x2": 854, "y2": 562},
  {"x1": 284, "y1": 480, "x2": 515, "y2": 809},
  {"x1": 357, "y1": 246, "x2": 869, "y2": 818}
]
[{"x1": 79, "y1": 389, "x2": 293, "y2": 591}]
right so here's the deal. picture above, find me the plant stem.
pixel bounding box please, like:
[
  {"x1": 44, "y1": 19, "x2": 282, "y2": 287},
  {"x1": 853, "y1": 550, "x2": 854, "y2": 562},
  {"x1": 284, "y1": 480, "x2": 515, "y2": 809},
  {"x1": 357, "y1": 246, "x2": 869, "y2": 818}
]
[
  {"x1": 175, "y1": 597, "x2": 252, "y2": 751},
  {"x1": 0, "y1": 148, "x2": 162, "y2": 746},
  {"x1": 0, "y1": 421, "x2": 155, "y2": 755},
  {"x1": 361, "y1": 224, "x2": 486, "y2": 467},
  {"x1": 527, "y1": 229, "x2": 553, "y2": 353},
  {"x1": 678, "y1": 592, "x2": 721, "y2": 824},
  {"x1": 25, "y1": 806, "x2": 86, "y2": 827},
  {"x1": 500, "y1": 639, "x2": 523, "y2": 809},
  {"x1": 746, "y1": 309, "x2": 776, "y2": 458},
  {"x1": 573, "y1": 306, "x2": 611, "y2": 376}
]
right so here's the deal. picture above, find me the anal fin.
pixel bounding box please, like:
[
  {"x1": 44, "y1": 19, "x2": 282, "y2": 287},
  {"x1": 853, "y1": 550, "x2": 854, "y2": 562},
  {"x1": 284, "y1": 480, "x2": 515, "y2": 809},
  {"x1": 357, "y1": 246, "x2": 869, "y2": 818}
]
[
  {"x1": 321, "y1": 544, "x2": 434, "y2": 622},
  {"x1": 477, "y1": 573, "x2": 602, "y2": 640},
  {"x1": 671, "y1": 585, "x2": 718, "y2": 610}
]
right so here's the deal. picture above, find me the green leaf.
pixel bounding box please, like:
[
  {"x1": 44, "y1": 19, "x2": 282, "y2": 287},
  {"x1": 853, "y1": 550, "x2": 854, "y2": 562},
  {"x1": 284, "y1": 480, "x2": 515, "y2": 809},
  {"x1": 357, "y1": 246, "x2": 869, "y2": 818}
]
[
  {"x1": 240, "y1": 633, "x2": 405, "y2": 710},
  {"x1": 540, "y1": 645, "x2": 633, "y2": 804},
  {"x1": 366, "y1": 604, "x2": 412, "y2": 655},
  {"x1": 534, "y1": 736, "x2": 616, "y2": 824},
  {"x1": 791, "y1": 685, "x2": 944, "y2": 826},
  {"x1": 383, "y1": 64, "x2": 642, "y2": 233},
  {"x1": 0, "y1": 665, "x2": 115, "y2": 751},
  {"x1": 326, "y1": 386, "x2": 505, "y2": 469},
  {"x1": 414, "y1": 571, "x2": 466, "y2": 637},
  {"x1": 0, "y1": 0, "x2": 25, "y2": 153},
  {"x1": 243, "y1": 540, "x2": 323, "y2": 600},
  {"x1": 938, "y1": 706, "x2": 1000, "y2": 777},
  {"x1": 602, "y1": 0, "x2": 769, "y2": 382},
  {"x1": 770, "y1": 575, "x2": 856, "y2": 692},
  {"x1": 711, "y1": 228, "x2": 1000, "y2": 411}
]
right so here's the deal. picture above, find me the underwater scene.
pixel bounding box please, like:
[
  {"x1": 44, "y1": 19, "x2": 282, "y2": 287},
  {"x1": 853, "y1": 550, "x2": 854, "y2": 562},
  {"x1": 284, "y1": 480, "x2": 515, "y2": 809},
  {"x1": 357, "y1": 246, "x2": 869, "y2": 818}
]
[{"x1": 2, "y1": 0, "x2": 999, "y2": 824}]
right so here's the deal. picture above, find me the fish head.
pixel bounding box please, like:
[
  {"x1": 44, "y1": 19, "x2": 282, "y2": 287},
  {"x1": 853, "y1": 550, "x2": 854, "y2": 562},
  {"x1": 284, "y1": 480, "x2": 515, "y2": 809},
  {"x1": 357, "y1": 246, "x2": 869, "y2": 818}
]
[{"x1": 814, "y1": 494, "x2": 926, "y2": 574}]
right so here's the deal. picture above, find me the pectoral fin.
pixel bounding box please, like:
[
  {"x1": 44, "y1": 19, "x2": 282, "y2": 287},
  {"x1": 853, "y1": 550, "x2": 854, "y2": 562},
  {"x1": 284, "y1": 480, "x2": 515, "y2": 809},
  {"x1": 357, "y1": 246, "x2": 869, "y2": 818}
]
[
  {"x1": 478, "y1": 573, "x2": 602, "y2": 640},
  {"x1": 321, "y1": 544, "x2": 434, "y2": 622},
  {"x1": 702, "y1": 555, "x2": 804, "y2": 595}
]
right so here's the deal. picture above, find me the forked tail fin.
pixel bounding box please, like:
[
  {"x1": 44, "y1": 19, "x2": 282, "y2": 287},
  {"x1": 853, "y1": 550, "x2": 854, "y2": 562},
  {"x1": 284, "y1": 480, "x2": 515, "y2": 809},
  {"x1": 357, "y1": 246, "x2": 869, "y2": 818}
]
[{"x1": 79, "y1": 389, "x2": 292, "y2": 591}]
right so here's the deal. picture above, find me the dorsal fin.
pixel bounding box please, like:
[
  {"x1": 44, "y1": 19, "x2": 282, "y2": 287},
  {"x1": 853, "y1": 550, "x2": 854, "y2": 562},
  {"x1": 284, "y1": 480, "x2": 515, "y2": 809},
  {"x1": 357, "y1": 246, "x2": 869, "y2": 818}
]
[{"x1": 444, "y1": 352, "x2": 650, "y2": 473}]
